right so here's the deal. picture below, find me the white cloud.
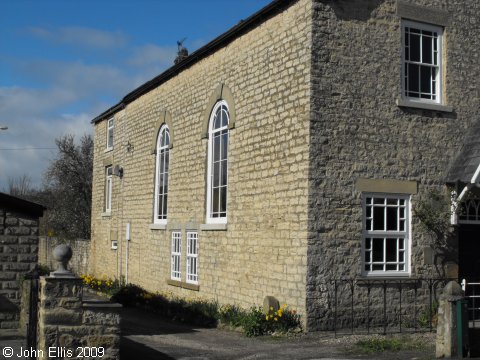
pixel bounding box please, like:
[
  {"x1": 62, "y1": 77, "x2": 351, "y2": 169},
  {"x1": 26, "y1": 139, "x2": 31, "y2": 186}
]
[
  {"x1": 0, "y1": 31, "x2": 200, "y2": 191},
  {"x1": 17, "y1": 60, "x2": 135, "y2": 99},
  {"x1": 0, "y1": 113, "x2": 94, "y2": 191},
  {"x1": 128, "y1": 44, "x2": 177, "y2": 67},
  {"x1": 0, "y1": 86, "x2": 76, "y2": 119},
  {"x1": 28, "y1": 26, "x2": 128, "y2": 49}
]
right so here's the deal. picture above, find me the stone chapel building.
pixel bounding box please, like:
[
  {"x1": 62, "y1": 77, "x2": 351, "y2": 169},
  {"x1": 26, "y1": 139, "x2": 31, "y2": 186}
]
[{"x1": 90, "y1": 0, "x2": 480, "y2": 330}]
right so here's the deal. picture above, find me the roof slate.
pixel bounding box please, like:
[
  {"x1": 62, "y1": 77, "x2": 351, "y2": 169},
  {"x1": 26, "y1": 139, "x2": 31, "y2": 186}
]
[{"x1": 446, "y1": 119, "x2": 480, "y2": 184}]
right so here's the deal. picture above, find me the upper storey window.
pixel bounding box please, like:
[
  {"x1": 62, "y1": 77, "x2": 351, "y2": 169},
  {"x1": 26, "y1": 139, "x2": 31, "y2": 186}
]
[
  {"x1": 402, "y1": 20, "x2": 443, "y2": 103},
  {"x1": 154, "y1": 125, "x2": 170, "y2": 224},
  {"x1": 106, "y1": 118, "x2": 114, "y2": 150},
  {"x1": 206, "y1": 101, "x2": 229, "y2": 224}
]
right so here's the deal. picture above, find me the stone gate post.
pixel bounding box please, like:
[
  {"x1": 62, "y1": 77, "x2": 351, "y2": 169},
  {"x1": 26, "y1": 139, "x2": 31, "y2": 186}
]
[
  {"x1": 36, "y1": 244, "x2": 121, "y2": 360},
  {"x1": 436, "y1": 280, "x2": 469, "y2": 358}
]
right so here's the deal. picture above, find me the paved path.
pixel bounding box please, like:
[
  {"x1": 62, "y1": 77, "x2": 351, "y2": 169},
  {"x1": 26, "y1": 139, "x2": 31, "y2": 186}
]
[{"x1": 120, "y1": 307, "x2": 437, "y2": 360}]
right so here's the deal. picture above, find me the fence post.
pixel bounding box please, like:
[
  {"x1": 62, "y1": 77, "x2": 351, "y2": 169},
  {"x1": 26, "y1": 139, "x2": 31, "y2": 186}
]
[{"x1": 435, "y1": 280, "x2": 469, "y2": 358}]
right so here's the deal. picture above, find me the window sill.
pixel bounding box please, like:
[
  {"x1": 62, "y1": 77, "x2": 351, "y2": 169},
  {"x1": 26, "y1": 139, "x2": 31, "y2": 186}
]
[
  {"x1": 101, "y1": 212, "x2": 112, "y2": 218},
  {"x1": 104, "y1": 147, "x2": 113, "y2": 153},
  {"x1": 149, "y1": 223, "x2": 166, "y2": 230},
  {"x1": 396, "y1": 99, "x2": 453, "y2": 113},
  {"x1": 361, "y1": 273, "x2": 411, "y2": 279},
  {"x1": 166, "y1": 279, "x2": 199, "y2": 291},
  {"x1": 200, "y1": 223, "x2": 227, "y2": 231}
]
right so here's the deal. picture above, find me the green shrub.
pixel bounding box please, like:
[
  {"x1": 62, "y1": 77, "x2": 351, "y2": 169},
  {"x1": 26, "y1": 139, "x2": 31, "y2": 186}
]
[
  {"x1": 418, "y1": 301, "x2": 439, "y2": 328},
  {"x1": 241, "y1": 307, "x2": 274, "y2": 337},
  {"x1": 109, "y1": 283, "x2": 218, "y2": 326},
  {"x1": 36, "y1": 264, "x2": 52, "y2": 275},
  {"x1": 110, "y1": 283, "x2": 146, "y2": 306},
  {"x1": 85, "y1": 277, "x2": 301, "y2": 336},
  {"x1": 225, "y1": 305, "x2": 302, "y2": 337},
  {"x1": 219, "y1": 304, "x2": 247, "y2": 327}
]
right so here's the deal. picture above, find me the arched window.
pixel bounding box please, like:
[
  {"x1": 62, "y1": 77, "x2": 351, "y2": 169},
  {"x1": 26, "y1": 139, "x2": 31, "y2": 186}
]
[
  {"x1": 207, "y1": 101, "x2": 229, "y2": 223},
  {"x1": 154, "y1": 125, "x2": 170, "y2": 224}
]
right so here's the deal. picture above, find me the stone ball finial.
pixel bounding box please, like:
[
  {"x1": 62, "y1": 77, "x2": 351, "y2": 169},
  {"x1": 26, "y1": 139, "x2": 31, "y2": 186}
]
[{"x1": 50, "y1": 244, "x2": 74, "y2": 278}]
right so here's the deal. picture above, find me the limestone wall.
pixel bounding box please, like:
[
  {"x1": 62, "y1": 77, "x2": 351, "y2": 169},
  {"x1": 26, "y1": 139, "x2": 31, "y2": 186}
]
[
  {"x1": 91, "y1": 0, "x2": 312, "y2": 318},
  {"x1": 0, "y1": 208, "x2": 39, "y2": 330},
  {"x1": 307, "y1": 0, "x2": 480, "y2": 329}
]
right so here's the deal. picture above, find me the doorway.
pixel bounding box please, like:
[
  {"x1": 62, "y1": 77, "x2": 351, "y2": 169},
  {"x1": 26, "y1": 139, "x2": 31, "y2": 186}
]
[{"x1": 459, "y1": 224, "x2": 480, "y2": 281}]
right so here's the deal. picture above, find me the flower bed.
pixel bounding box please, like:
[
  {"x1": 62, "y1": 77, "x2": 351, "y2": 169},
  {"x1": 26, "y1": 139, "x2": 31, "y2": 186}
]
[{"x1": 81, "y1": 274, "x2": 301, "y2": 336}]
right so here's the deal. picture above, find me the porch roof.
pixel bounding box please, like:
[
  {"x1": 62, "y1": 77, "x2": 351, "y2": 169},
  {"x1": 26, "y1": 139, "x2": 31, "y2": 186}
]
[{"x1": 446, "y1": 120, "x2": 480, "y2": 184}]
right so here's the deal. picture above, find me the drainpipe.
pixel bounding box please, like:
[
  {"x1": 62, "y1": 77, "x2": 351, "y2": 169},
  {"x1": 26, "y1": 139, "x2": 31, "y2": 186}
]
[{"x1": 125, "y1": 222, "x2": 130, "y2": 284}]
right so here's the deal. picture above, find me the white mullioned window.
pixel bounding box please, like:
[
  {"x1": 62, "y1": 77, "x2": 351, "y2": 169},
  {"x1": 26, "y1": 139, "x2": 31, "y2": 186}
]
[
  {"x1": 206, "y1": 101, "x2": 229, "y2": 223},
  {"x1": 186, "y1": 232, "x2": 198, "y2": 284},
  {"x1": 171, "y1": 231, "x2": 181, "y2": 281},
  {"x1": 402, "y1": 20, "x2": 443, "y2": 103},
  {"x1": 107, "y1": 118, "x2": 114, "y2": 150},
  {"x1": 105, "y1": 166, "x2": 113, "y2": 212},
  {"x1": 154, "y1": 125, "x2": 170, "y2": 224},
  {"x1": 362, "y1": 194, "x2": 410, "y2": 275}
]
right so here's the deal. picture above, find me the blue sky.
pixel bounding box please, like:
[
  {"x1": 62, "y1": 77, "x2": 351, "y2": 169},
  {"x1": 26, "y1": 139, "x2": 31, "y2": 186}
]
[{"x1": 0, "y1": 0, "x2": 271, "y2": 190}]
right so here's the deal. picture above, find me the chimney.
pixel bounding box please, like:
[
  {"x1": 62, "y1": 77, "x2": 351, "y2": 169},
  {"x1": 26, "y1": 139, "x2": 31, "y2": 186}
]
[{"x1": 174, "y1": 39, "x2": 189, "y2": 64}]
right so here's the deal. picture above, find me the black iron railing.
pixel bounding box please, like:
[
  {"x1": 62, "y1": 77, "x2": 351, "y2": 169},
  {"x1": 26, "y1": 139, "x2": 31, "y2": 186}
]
[{"x1": 314, "y1": 278, "x2": 453, "y2": 335}]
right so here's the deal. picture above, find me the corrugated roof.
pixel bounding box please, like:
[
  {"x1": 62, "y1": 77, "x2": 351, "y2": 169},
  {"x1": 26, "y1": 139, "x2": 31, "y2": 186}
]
[
  {"x1": 91, "y1": 0, "x2": 296, "y2": 124},
  {"x1": 446, "y1": 119, "x2": 480, "y2": 184}
]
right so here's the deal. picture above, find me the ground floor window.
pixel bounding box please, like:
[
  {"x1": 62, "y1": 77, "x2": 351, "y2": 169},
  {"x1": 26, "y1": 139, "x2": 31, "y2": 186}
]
[
  {"x1": 363, "y1": 194, "x2": 410, "y2": 275},
  {"x1": 186, "y1": 232, "x2": 198, "y2": 284},
  {"x1": 171, "y1": 232, "x2": 181, "y2": 281}
]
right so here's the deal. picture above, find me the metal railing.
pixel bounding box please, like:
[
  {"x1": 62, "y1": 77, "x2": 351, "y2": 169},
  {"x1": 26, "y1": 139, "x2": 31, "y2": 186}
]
[{"x1": 315, "y1": 278, "x2": 452, "y2": 335}]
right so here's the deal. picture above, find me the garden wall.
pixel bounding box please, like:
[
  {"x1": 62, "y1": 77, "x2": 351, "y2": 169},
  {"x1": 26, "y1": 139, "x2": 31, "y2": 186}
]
[{"x1": 38, "y1": 237, "x2": 90, "y2": 275}]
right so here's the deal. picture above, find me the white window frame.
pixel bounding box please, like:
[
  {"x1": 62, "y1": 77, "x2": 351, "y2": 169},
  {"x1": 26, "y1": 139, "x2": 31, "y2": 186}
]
[
  {"x1": 186, "y1": 232, "x2": 198, "y2": 284},
  {"x1": 206, "y1": 100, "x2": 229, "y2": 224},
  {"x1": 401, "y1": 20, "x2": 443, "y2": 104},
  {"x1": 154, "y1": 125, "x2": 170, "y2": 225},
  {"x1": 362, "y1": 193, "x2": 411, "y2": 277},
  {"x1": 171, "y1": 231, "x2": 181, "y2": 281},
  {"x1": 106, "y1": 118, "x2": 114, "y2": 150},
  {"x1": 105, "y1": 166, "x2": 113, "y2": 213}
]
